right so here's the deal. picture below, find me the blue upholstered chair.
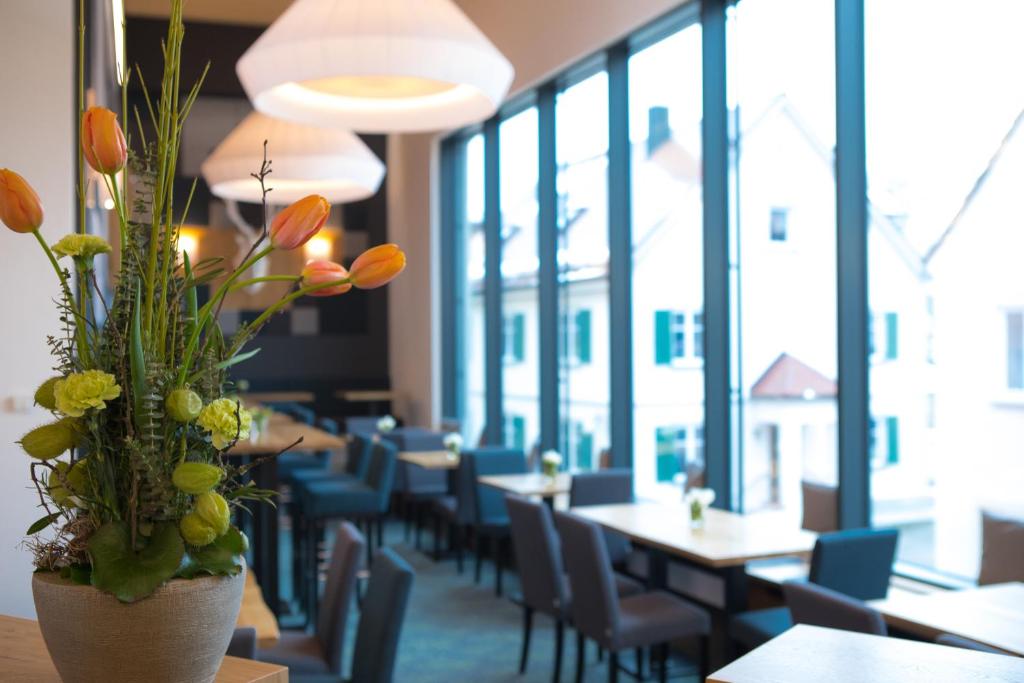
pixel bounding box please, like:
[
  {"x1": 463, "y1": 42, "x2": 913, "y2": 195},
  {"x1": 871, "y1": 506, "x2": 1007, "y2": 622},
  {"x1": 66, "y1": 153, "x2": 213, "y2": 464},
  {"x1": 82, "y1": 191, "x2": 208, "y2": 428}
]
[
  {"x1": 465, "y1": 447, "x2": 527, "y2": 596},
  {"x1": 431, "y1": 451, "x2": 476, "y2": 573},
  {"x1": 226, "y1": 627, "x2": 257, "y2": 660},
  {"x1": 349, "y1": 547, "x2": 415, "y2": 683},
  {"x1": 783, "y1": 580, "x2": 887, "y2": 635},
  {"x1": 569, "y1": 469, "x2": 635, "y2": 566},
  {"x1": 730, "y1": 528, "x2": 898, "y2": 650},
  {"x1": 382, "y1": 429, "x2": 447, "y2": 549}
]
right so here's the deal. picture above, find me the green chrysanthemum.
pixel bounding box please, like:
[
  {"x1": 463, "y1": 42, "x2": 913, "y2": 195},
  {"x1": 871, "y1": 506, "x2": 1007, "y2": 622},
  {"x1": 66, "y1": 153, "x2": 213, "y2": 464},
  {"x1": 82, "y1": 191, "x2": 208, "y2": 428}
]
[
  {"x1": 51, "y1": 233, "x2": 112, "y2": 261},
  {"x1": 197, "y1": 398, "x2": 251, "y2": 449},
  {"x1": 53, "y1": 370, "x2": 121, "y2": 417}
]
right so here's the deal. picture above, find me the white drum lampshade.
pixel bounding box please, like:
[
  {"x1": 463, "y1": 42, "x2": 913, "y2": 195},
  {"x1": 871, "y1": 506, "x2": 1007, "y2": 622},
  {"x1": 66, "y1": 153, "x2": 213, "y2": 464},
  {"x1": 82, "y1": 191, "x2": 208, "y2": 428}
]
[
  {"x1": 236, "y1": 0, "x2": 515, "y2": 133},
  {"x1": 201, "y1": 112, "x2": 385, "y2": 204}
]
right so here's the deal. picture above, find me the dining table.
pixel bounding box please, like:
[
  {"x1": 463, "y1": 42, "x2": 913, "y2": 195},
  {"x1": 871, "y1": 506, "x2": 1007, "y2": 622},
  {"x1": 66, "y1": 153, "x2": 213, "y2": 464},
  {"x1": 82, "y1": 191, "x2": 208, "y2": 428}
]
[
  {"x1": 869, "y1": 581, "x2": 1024, "y2": 656},
  {"x1": 479, "y1": 471, "x2": 572, "y2": 506},
  {"x1": 571, "y1": 501, "x2": 816, "y2": 666},
  {"x1": 707, "y1": 623, "x2": 1024, "y2": 683},
  {"x1": 226, "y1": 412, "x2": 346, "y2": 617},
  {"x1": 236, "y1": 571, "x2": 281, "y2": 649},
  {"x1": 397, "y1": 449, "x2": 460, "y2": 470},
  {"x1": 0, "y1": 614, "x2": 288, "y2": 682}
]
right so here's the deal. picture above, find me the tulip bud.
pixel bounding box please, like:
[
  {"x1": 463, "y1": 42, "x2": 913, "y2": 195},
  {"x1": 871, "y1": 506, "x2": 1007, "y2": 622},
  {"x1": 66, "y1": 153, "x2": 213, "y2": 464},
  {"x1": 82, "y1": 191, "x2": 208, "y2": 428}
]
[
  {"x1": 348, "y1": 244, "x2": 407, "y2": 289},
  {"x1": 166, "y1": 388, "x2": 202, "y2": 423},
  {"x1": 0, "y1": 169, "x2": 44, "y2": 233},
  {"x1": 81, "y1": 106, "x2": 127, "y2": 175},
  {"x1": 270, "y1": 194, "x2": 330, "y2": 250},
  {"x1": 301, "y1": 259, "x2": 352, "y2": 297}
]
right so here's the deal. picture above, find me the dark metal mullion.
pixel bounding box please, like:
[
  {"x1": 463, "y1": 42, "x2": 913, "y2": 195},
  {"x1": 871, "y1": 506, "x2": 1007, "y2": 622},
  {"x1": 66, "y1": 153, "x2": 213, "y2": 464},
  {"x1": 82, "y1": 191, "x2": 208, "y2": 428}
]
[
  {"x1": 440, "y1": 138, "x2": 467, "y2": 422},
  {"x1": 538, "y1": 85, "x2": 560, "y2": 453},
  {"x1": 701, "y1": 0, "x2": 732, "y2": 509},
  {"x1": 607, "y1": 43, "x2": 633, "y2": 470},
  {"x1": 483, "y1": 118, "x2": 505, "y2": 446},
  {"x1": 835, "y1": 0, "x2": 870, "y2": 529}
]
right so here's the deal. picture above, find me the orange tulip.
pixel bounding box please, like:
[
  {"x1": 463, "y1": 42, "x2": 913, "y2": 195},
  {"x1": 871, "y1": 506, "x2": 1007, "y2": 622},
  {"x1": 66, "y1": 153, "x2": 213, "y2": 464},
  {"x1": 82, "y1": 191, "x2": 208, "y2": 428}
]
[
  {"x1": 270, "y1": 195, "x2": 330, "y2": 250},
  {"x1": 0, "y1": 169, "x2": 44, "y2": 233},
  {"x1": 81, "y1": 107, "x2": 127, "y2": 175},
  {"x1": 302, "y1": 259, "x2": 352, "y2": 296},
  {"x1": 348, "y1": 244, "x2": 406, "y2": 289}
]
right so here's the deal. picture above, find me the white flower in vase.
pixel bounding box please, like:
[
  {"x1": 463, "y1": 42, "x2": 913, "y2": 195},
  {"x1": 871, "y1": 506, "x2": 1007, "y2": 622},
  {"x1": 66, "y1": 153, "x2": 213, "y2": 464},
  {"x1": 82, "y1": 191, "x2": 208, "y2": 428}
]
[
  {"x1": 541, "y1": 450, "x2": 562, "y2": 480},
  {"x1": 376, "y1": 414, "x2": 397, "y2": 433},
  {"x1": 684, "y1": 487, "x2": 716, "y2": 529},
  {"x1": 443, "y1": 432, "x2": 463, "y2": 457}
]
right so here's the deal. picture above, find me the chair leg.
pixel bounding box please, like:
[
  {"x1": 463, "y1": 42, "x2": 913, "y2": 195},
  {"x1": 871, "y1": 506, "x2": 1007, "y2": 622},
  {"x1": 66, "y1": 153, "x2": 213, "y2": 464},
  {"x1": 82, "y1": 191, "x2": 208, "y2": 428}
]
[
  {"x1": 365, "y1": 519, "x2": 374, "y2": 568},
  {"x1": 699, "y1": 636, "x2": 710, "y2": 681},
  {"x1": 608, "y1": 652, "x2": 618, "y2": 683},
  {"x1": 518, "y1": 606, "x2": 533, "y2": 674},
  {"x1": 635, "y1": 647, "x2": 644, "y2": 679},
  {"x1": 658, "y1": 643, "x2": 668, "y2": 683},
  {"x1": 455, "y1": 524, "x2": 464, "y2": 574},
  {"x1": 495, "y1": 537, "x2": 504, "y2": 597},
  {"x1": 553, "y1": 619, "x2": 564, "y2": 683},
  {"x1": 305, "y1": 520, "x2": 320, "y2": 628},
  {"x1": 575, "y1": 632, "x2": 585, "y2": 683},
  {"x1": 597, "y1": 645, "x2": 604, "y2": 662},
  {"x1": 376, "y1": 514, "x2": 384, "y2": 548},
  {"x1": 432, "y1": 514, "x2": 442, "y2": 560},
  {"x1": 475, "y1": 533, "x2": 486, "y2": 584}
]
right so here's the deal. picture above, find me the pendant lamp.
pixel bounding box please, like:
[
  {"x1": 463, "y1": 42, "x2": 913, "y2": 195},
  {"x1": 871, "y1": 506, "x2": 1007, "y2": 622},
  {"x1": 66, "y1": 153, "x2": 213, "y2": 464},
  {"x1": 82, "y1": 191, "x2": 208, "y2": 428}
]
[
  {"x1": 201, "y1": 112, "x2": 385, "y2": 204},
  {"x1": 236, "y1": 0, "x2": 514, "y2": 133}
]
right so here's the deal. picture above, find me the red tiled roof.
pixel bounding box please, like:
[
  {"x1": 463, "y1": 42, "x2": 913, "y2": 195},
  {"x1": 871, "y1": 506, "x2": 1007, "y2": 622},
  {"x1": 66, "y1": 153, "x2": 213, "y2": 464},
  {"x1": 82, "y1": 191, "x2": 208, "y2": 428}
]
[{"x1": 750, "y1": 353, "x2": 837, "y2": 399}]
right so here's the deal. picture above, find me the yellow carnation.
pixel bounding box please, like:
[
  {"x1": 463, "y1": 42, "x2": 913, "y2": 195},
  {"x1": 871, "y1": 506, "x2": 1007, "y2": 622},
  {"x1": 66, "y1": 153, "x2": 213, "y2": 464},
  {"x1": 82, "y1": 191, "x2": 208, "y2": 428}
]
[
  {"x1": 51, "y1": 234, "x2": 112, "y2": 261},
  {"x1": 197, "y1": 398, "x2": 251, "y2": 449},
  {"x1": 53, "y1": 370, "x2": 121, "y2": 417}
]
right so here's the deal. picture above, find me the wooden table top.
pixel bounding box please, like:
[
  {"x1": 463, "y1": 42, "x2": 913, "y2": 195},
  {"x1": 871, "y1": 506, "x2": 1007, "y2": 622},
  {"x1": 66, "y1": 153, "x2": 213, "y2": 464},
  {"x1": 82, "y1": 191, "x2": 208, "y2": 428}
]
[
  {"x1": 228, "y1": 415, "x2": 346, "y2": 456},
  {"x1": 0, "y1": 615, "x2": 288, "y2": 682},
  {"x1": 335, "y1": 389, "x2": 399, "y2": 402},
  {"x1": 570, "y1": 502, "x2": 816, "y2": 568},
  {"x1": 399, "y1": 450, "x2": 459, "y2": 470},
  {"x1": 870, "y1": 582, "x2": 1024, "y2": 656},
  {"x1": 240, "y1": 391, "x2": 315, "y2": 404},
  {"x1": 237, "y1": 572, "x2": 281, "y2": 649},
  {"x1": 707, "y1": 624, "x2": 1024, "y2": 682},
  {"x1": 479, "y1": 472, "x2": 572, "y2": 498}
]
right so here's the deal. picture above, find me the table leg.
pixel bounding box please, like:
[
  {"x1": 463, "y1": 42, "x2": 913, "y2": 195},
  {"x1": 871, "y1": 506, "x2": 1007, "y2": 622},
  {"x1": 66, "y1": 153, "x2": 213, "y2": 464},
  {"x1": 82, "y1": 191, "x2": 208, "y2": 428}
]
[
  {"x1": 709, "y1": 564, "x2": 750, "y2": 670},
  {"x1": 252, "y1": 454, "x2": 281, "y2": 617}
]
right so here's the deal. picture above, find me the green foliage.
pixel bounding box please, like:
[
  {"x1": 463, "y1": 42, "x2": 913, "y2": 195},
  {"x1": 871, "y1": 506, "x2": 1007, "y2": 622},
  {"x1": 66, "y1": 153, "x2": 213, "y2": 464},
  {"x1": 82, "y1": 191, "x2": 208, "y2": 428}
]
[
  {"x1": 88, "y1": 522, "x2": 185, "y2": 603},
  {"x1": 175, "y1": 526, "x2": 247, "y2": 579}
]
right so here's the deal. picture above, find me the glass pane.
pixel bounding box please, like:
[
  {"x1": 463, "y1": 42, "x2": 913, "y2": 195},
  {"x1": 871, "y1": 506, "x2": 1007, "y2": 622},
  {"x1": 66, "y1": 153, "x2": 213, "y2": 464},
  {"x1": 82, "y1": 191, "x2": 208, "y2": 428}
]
[
  {"x1": 866, "y1": 0, "x2": 1024, "y2": 580},
  {"x1": 630, "y1": 24, "x2": 704, "y2": 502},
  {"x1": 557, "y1": 71, "x2": 610, "y2": 471},
  {"x1": 729, "y1": 0, "x2": 838, "y2": 521},
  {"x1": 464, "y1": 133, "x2": 487, "y2": 447},
  {"x1": 500, "y1": 108, "x2": 540, "y2": 455}
]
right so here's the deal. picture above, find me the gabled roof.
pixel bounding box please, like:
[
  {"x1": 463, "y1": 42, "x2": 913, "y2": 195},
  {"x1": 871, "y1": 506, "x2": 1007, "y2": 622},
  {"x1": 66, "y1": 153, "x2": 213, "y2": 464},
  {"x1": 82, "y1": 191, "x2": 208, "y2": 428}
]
[{"x1": 750, "y1": 353, "x2": 837, "y2": 399}]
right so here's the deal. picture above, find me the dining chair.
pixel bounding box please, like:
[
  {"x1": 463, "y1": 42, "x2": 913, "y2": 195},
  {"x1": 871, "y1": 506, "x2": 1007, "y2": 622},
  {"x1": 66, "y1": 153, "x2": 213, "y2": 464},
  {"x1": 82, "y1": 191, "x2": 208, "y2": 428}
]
[
  {"x1": 465, "y1": 447, "x2": 527, "y2": 596},
  {"x1": 935, "y1": 633, "x2": 1005, "y2": 654},
  {"x1": 259, "y1": 522, "x2": 365, "y2": 678},
  {"x1": 507, "y1": 495, "x2": 642, "y2": 683},
  {"x1": 783, "y1": 580, "x2": 887, "y2": 635},
  {"x1": 800, "y1": 481, "x2": 838, "y2": 533},
  {"x1": 349, "y1": 547, "x2": 415, "y2": 683},
  {"x1": 431, "y1": 450, "x2": 476, "y2": 572},
  {"x1": 729, "y1": 527, "x2": 898, "y2": 650},
  {"x1": 345, "y1": 415, "x2": 383, "y2": 436},
  {"x1": 226, "y1": 627, "x2": 257, "y2": 660},
  {"x1": 978, "y1": 510, "x2": 1024, "y2": 585},
  {"x1": 382, "y1": 429, "x2": 447, "y2": 549},
  {"x1": 555, "y1": 511, "x2": 710, "y2": 683},
  {"x1": 568, "y1": 470, "x2": 635, "y2": 567}
]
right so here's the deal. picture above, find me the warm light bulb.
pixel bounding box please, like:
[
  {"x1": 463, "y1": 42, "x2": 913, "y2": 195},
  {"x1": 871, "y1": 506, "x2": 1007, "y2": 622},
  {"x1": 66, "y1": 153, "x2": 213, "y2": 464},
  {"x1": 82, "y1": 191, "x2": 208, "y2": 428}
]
[
  {"x1": 304, "y1": 233, "x2": 333, "y2": 260},
  {"x1": 177, "y1": 229, "x2": 200, "y2": 260},
  {"x1": 103, "y1": 198, "x2": 115, "y2": 211}
]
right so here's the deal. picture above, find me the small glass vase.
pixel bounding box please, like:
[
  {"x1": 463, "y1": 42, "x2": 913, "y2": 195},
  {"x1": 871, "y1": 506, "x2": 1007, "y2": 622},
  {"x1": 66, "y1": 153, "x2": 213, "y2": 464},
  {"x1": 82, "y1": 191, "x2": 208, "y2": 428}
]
[
  {"x1": 689, "y1": 502, "x2": 706, "y2": 530},
  {"x1": 542, "y1": 463, "x2": 558, "y2": 482}
]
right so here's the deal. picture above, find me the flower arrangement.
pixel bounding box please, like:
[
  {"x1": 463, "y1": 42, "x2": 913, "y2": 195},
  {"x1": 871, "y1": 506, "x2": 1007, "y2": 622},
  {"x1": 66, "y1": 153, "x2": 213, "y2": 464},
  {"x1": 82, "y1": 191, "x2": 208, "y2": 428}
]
[
  {"x1": 442, "y1": 432, "x2": 463, "y2": 457},
  {"x1": 376, "y1": 414, "x2": 397, "y2": 433},
  {"x1": 541, "y1": 450, "x2": 562, "y2": 480},
  {"x1": 684, "y1": 488, "x2": 716, "y2": 529},
  {"x1": 1, "y1": 1, "x2": 404, "y2": 603}
]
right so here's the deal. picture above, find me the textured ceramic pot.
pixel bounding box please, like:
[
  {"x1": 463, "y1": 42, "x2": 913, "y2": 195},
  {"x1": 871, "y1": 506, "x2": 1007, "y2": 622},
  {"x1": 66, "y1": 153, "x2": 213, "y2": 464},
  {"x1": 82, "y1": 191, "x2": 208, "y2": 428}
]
[{"x1": 32, "y1": 564, "x2": 245, "y2": 683}]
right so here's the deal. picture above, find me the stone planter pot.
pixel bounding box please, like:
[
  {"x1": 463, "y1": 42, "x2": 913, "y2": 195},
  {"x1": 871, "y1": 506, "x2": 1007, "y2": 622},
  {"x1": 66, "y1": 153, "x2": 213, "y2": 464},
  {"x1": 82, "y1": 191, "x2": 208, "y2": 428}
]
[{"x1": 32, "y1": 564, "x2": 245, "y2": 683}]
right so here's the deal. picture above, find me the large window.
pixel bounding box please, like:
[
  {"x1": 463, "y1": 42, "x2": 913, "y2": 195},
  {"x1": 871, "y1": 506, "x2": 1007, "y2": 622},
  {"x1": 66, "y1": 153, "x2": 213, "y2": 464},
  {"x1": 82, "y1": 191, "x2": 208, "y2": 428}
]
[
  {"x1": 728, "y1": 0, "x2": 838, "y2": 522},
  {"x1": 463, "y1": 133, "x2": 487, "y2": 447},
  {"x1": 866, "y1": 0, "x2": 1024, "y2": 580},
  {"x1": 630, "y1": 22, "x2": 705, "y2": 501},
  {"x1": 500, "y1": 107, "x2": 541, "y2": 455},
  {"x1": 557, "y1": 71, "x2": 610, "y2": 472}
]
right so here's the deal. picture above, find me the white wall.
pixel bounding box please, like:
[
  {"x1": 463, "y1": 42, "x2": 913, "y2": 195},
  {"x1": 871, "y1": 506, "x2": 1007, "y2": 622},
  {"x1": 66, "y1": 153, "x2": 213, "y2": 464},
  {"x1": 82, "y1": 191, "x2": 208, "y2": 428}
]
[
  {"x1": 0, "y1": 2, "x2": 75, "y2": 618},
  {"x1": 387, "y1": 0, "x2": 692, "y2": 428}
]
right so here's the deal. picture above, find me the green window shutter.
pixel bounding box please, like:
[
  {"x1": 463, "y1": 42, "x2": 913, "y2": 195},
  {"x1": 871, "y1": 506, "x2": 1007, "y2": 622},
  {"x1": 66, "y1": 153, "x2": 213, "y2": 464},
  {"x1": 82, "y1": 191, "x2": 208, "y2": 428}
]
[
  {"x1": 885, "y1": 313, "x2": 898, "y2": 360},
  {"x1": 513, "y1": 314, "x2": 525, "y2": 362},
  {"x1": 655, "y1": 427, "x2": 679, "y2": 483},
  {"x1": 886, "y1": 416, "x2": 900, "y2": 464},
  {"x1": 575, "y1": 309, "x2": 592, "y2": 364},
  {"x1": 576, "y1": 428, "x2": 594, "y2": 470},
  {"x1": 513, "y1": 416, "x2": 526, "y2": 451},
  {"x1": 655, "y1": 310, "x2": 671, "y2": 365}
]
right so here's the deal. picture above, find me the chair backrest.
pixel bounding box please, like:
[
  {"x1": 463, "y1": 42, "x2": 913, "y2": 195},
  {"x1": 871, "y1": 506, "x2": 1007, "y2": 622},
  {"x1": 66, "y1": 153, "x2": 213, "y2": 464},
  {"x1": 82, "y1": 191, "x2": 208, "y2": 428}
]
[
  {"x1": 350, "y1": 548, "x2": 415, "y2": 683},
  {"x1": 554, "y1": 511, "x2": 621, "y2": 646},
  {"x1": 506, "y1": 495, "x2": 569, "y2": 617},
  {"x1": 569, "y1": 469, "x2": 634, "y2": 507},
  {"x1": 346, "y1": 433, "x2": 373, "y2": 479},
  {"x1": 979, "y1": 510, "x2": 1024, "y2": 585},
  {"x1": 225, "y1": 627, "x2": 256, "y2": 660},
  {"x1": 383, "y1": 429, "x2": 447, "y2": 494},
  {"x1": 809, "y1": 528, "x2": 898, "y2": 600},
  {"x1": 783, "y1": 580, "x2": 887, "y2": 636},
  {"x1": 466, "y1": 448, "x2": 527, "y2": 523},
  {"x1": 935, "y1": 633, "x2": 1005, "y2": 654},
  {"x1": 801, "y1": 481, "x2": 838, "y2": 533},
  {"x1": 316, "y1": 522, "x2": 366, "y2": 675},
  {"x1": 271, "y1": 402, "x2": 315, "y2": 425},
  {"x1": 365, "y1": 441, "x2": 398, "y2": 513},
  {"x1": 346, "y1": 416, "x2": 381, "y2": 436},
  {"x1": 314, "y1": 416, "x2": 340, "y2": 466}
]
